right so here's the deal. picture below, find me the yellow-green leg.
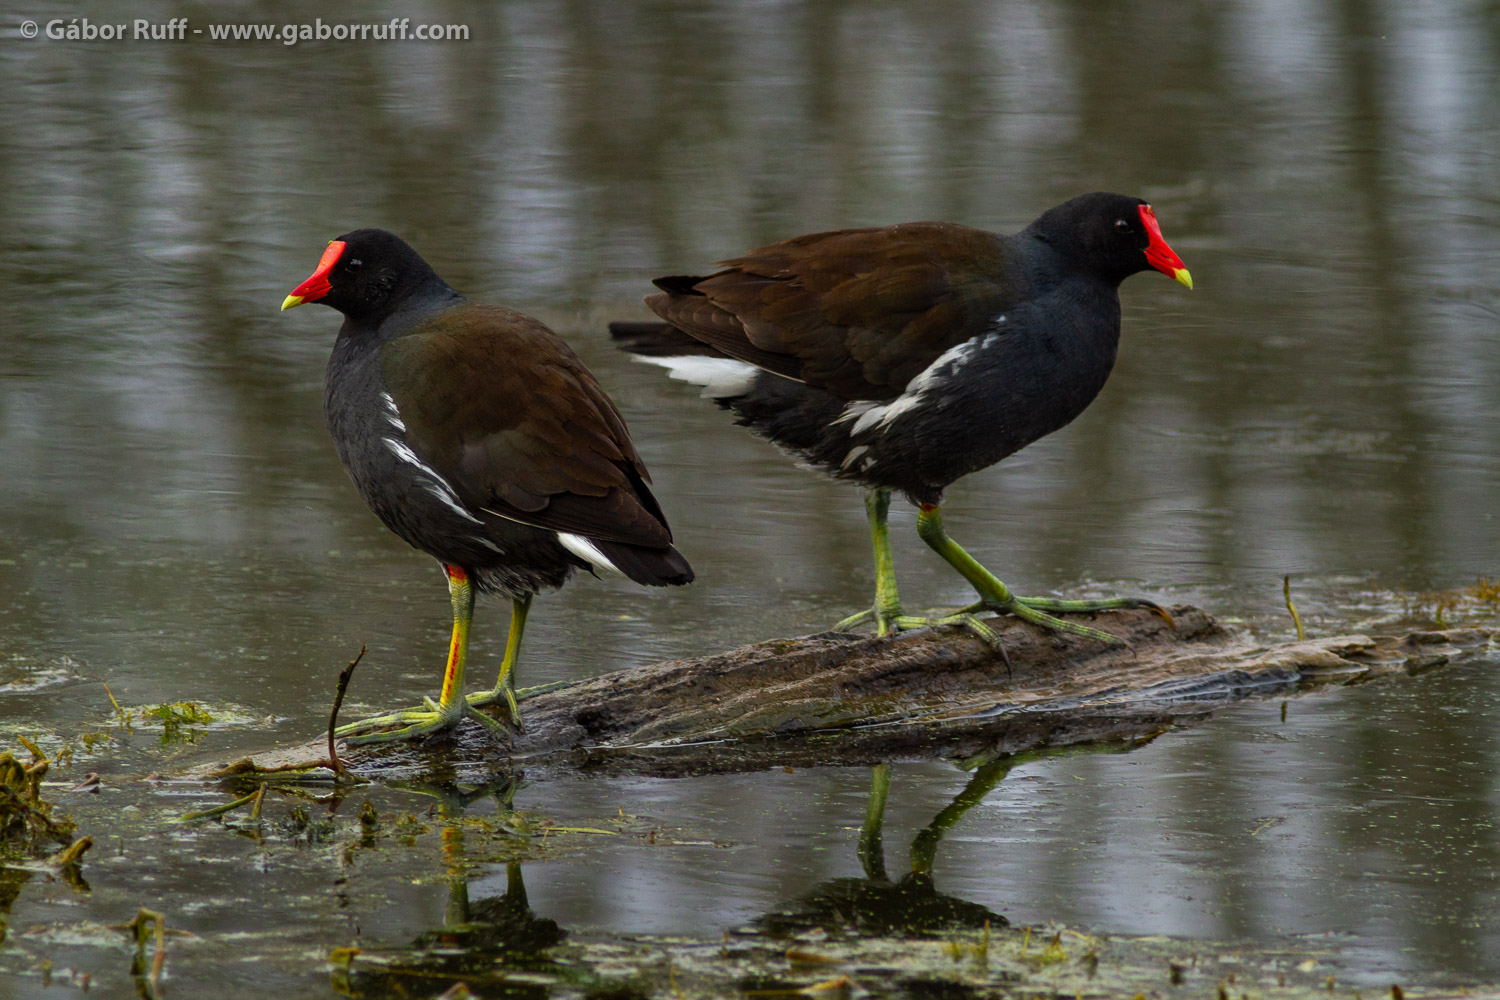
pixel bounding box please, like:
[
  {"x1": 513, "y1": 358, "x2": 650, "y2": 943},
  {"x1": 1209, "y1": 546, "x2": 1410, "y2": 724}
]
[
  {"x1": 908, "y1": 756, "x2": 1014, "y2": 874},
  {"x1": 335, "y1": 564, "x2": 512, "y2": 745},
  {"x1": 837, "y1": 488, "x2": 913, "y2": 637},
  {"x1": 465, "y1": 593, "x2": 531, "y2": 726},
  {"x1": 856, "y1": 763, "x2": 892, "y2": 880},
  {"x1": 838, "y1": 488, "x2": 993, "y2": 640},
  {"x1": 909, "y1": 503, "x2": 1171, "y2": 647}
]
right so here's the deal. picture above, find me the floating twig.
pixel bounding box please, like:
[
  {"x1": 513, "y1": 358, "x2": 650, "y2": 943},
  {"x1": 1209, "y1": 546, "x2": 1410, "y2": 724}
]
[
  {"x1": 209, "y1": 759, "x2": 339, "y2": 779},
  {"x1": 174, "y1": 789, "x2": 260, "y2": 823},
  {"x1": 67, "y1": 773, "x2": 101, "y2": 793}
]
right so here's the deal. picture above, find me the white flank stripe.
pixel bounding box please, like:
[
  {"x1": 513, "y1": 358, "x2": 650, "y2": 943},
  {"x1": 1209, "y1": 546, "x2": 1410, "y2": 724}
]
[
  {"x1": 847, "y1": 335, "x2": 997, "y2": 437},
  {"x1": 841, "y1": 444, "x2": 869, "y2": 469},
  {"x1": 835, "y1": 400, "x2": 875, "y2": 426},
  {"x1": 635, "y1": 355, "x2": 758, "y2": 398},
  {"x1": 851, "y1": 397, "x2": 904, "y2": 435},
  {"x1": 379, "y1": 392, "x2": 406, "y2": 432},
  {"x1": 558, "y1": 532, "x2": 623, "y2": 575},
  {"x1": 382, "y1": 436, "x2": 482, "y2": 524}
]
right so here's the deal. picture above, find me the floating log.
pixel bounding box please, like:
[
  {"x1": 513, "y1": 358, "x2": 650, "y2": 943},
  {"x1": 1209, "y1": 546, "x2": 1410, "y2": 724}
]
[{"x1": 185, "y1": 607, "x2": 1492, "y2": 782}]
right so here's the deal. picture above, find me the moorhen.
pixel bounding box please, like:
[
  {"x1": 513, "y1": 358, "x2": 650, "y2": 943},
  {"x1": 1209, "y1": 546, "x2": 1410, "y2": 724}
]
[
  {"x1": 611, "y1": 192, "x2": 1189, "y2": 646},
  {"x1": 283, "y1": 230, "x2": 692, "y2": 743}
]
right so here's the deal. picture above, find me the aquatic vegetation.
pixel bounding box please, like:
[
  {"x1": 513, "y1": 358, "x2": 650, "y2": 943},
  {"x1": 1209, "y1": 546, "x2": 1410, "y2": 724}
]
[
  {"x1": 0, "y1": 739, "x2": 77, "y2": 855},
  {"x1": 1400, "y1": 576, "x2": 1500, "y2": 629}
]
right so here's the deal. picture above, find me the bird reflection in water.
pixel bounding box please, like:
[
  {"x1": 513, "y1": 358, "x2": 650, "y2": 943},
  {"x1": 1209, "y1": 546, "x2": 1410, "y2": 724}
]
[
  {"x1": 757, "y1": 760, "x2": 1011, "y2": 937},
  {"x1": 759, "y1": 742, "x2": 1143, "y2": 938},
  {"x1": 332, "y1": 775, "x2": 564, "y2": 999}
]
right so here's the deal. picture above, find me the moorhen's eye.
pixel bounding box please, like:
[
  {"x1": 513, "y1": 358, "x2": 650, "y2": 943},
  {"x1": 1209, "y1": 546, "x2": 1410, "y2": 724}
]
[
  {"x1": 1114, "y1": 219, "x2": 1131, "y2": 232},
  {"x1": 346, "y1": 259, "x2": 363, "y2": 270}
]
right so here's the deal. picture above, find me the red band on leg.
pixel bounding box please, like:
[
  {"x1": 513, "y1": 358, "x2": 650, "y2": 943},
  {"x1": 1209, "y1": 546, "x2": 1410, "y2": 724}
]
[{"x1": 445, "y1": 564, "x2": 469, "y2": 584}]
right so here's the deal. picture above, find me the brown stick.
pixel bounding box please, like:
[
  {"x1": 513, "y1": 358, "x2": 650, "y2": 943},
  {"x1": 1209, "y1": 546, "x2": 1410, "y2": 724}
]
[{"x1": 327, "y1": 644, "x2": 366, "y2": 778}]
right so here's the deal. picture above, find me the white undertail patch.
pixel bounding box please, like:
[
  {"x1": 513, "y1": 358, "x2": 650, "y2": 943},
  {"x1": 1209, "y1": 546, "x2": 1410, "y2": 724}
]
[
  {"x1": 557, "y1": 532, "x2": 624, "y2": 575},
  {"x1": 382, "y1": 436, "x2": 483, "y2": 525},
  {"x1": 635, "y1": 355, "x2": 758, "y2": 398}
]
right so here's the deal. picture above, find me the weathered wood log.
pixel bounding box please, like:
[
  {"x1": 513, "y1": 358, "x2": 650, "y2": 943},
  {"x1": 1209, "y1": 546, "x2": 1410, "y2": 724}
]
[{"x1": 186, "y1": 607, "x2": 1492, "y2": 782}]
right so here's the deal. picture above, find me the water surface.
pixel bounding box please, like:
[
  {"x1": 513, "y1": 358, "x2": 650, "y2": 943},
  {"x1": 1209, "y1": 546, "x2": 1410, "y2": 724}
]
[{"x1": 1, "y1": 0, "x2": 1498, "y2": 994}]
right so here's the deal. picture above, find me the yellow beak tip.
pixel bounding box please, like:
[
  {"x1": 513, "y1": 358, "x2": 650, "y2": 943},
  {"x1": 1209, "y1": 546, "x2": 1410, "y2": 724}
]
[
  {"x1": 1175, "y1": 269, "x2": 1194, "y2": 291},
  {"x1": 280, "y1": 294, "x2": 305, "y2": 312}
]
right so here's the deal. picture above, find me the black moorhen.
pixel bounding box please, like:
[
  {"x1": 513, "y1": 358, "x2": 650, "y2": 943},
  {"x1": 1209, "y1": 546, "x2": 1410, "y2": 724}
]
[
  {"x1": 611, "y1": 192, "x2": 1189, "y2": 646},
  {"x1": 283, "y1": 230, "x2": 692, "y2": 743}
]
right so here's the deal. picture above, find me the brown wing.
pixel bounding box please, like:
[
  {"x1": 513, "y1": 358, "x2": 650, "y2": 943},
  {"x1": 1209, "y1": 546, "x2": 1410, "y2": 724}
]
[
  {"x1": 646, "y1": 222, "x2": 1025, "y2": 401},
  {"x1": 380, "y1": 304, "x2": 673, "y2": 547}
]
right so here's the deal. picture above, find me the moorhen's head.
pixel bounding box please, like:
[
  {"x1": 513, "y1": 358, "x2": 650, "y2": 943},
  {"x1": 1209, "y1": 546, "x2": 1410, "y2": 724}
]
[
  {"x1": 1029, "y1": 192, "x2": 1193, "y2": 290},
  {"x1": 281, "y1": 228, "x2": 446, "y2": 324}
]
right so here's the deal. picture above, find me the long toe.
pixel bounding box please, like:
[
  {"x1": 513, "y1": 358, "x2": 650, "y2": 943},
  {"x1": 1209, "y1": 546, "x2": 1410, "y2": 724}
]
[
  {"x1": 1014, "y1": 593, "x2": 1169, "y2": 622},
  {"x1": 334, "y1": 708, "x2": 437, "y2": 738},
  {"x1": 465, "y1": 685, "x2": 522, "y2": 731},
  {"x1": 986, "y1": 598, "x2": 1130, "y2": 645},
  {"x1": 900, "y1": 598, "x2": 1131, "y2": 646},
  {"x1": 343, "y1": 711, "x2": 458, "y2": 745},
  {"x1": 338, "y1": 699, "x2": 469, "y2": 745},
  {"x1": 461, "y1": 701, "x2": 517, "y2": 743},
  {"x1": 834, "y1": 608, "x2": 876, "y2": 632}
]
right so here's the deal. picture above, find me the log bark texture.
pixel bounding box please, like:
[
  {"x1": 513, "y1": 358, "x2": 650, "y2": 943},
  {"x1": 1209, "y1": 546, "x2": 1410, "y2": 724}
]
[{"x1": 188, "y1": 607, "x2": 1492, "y2": 781}]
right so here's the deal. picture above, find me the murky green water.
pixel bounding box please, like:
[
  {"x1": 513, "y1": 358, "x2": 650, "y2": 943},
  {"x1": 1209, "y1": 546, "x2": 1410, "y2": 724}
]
[{"x1": 2, "y1": 0, "x2": 1499, "y2": 995}]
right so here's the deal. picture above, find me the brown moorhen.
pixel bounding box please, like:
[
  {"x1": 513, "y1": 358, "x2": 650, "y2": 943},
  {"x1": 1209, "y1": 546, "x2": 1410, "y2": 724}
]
[
  {"x1": 611, "y1": 192, "x2": 1189, "y2": 646},
  {"x1": 284, "y1": 230, "x2": 692, "y2": 743}
]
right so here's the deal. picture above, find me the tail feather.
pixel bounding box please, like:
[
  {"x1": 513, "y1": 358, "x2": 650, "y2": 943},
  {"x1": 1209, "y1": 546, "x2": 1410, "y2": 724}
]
[
  {"x1": 609, "y1": 320, "x2": 729, "y2": 358},
  {"x1": 611, "y1": 321, "x2": 760, "y2": 400},
  {"x1": 591, "y1": 539, "x2": 694, "y2": 587},
  {"x1": 651, "y1": 274, "x2": 708, "y2": 296}
]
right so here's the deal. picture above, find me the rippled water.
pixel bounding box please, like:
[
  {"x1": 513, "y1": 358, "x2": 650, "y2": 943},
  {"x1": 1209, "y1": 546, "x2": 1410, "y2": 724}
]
[{"x1": 1, "y1": 0, "x2": 1499, "y2": 994}]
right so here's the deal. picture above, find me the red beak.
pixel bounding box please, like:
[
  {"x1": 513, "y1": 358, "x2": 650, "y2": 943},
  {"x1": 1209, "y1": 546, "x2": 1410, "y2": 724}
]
[
  {"x1": 281, "y1": 240, "x2": 347, "y2": 310},
  {"x1": 1139, "y1": 205, "x2": 1193, "y2": 289}
]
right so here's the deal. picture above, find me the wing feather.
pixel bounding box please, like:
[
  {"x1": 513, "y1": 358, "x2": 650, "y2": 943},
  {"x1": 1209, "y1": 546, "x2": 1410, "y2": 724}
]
[
  {"x1": 380, "y1": 304, "x2": 674, "y2": 548},
  {"x1": 645, "y1": 222, "x2": 1025, "y2": 400}
]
